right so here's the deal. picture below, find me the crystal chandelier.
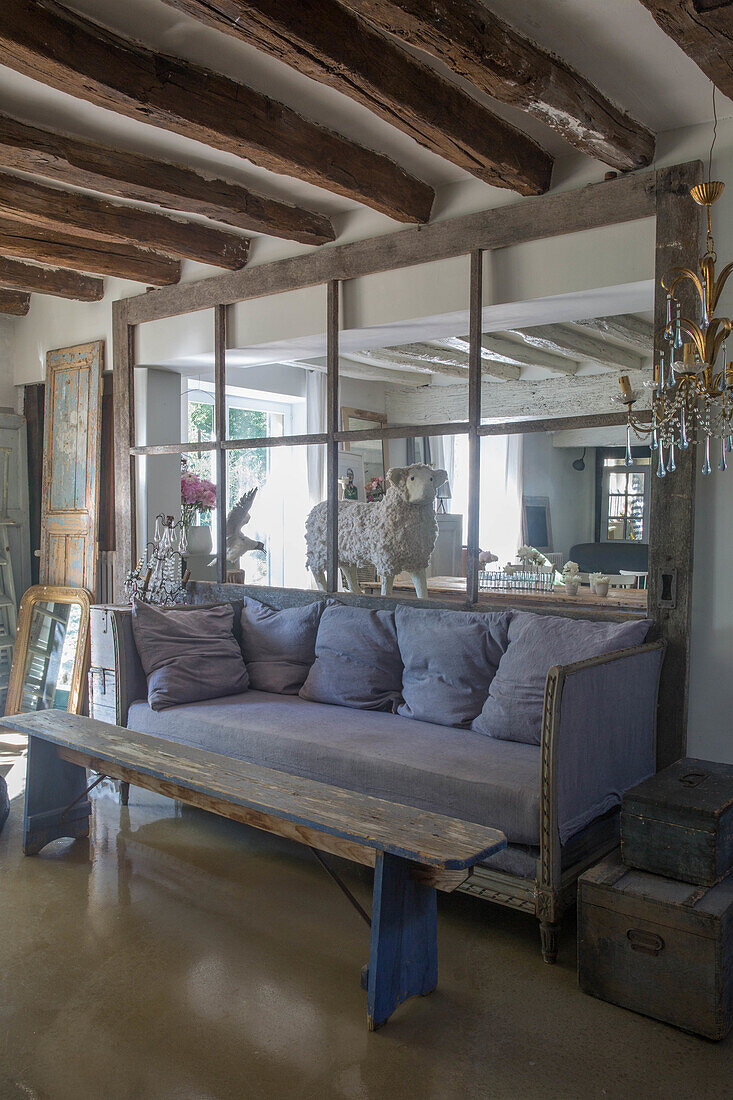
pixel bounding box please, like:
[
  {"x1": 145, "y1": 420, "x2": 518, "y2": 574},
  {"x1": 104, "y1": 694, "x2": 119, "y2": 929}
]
[{"x1": 618, "y1": 104, "x2": 732, "y2": 477}]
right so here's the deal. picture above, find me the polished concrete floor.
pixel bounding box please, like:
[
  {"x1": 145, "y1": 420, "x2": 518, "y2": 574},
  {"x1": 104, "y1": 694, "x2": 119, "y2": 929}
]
[{"x1": 1, "y1": 741, "x2": 731, "y2": 1100}]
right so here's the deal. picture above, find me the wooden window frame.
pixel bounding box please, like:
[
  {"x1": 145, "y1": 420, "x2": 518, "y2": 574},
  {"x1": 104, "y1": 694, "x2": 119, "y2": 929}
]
[{"x1": 113, "y1": 162, "x2": 703, "y2": 766}]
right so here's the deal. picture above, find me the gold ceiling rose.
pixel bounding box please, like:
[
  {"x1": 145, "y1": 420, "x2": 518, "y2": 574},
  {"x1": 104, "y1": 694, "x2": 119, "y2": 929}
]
[{"x1": 618, "y1": 173, "x2": 733, "y2": 478}]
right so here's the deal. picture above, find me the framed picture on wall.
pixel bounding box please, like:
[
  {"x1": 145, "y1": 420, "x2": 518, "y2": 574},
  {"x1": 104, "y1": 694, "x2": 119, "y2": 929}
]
[
  {"x1": 337, "y1": 450, "x2": 366, "y2": 502},
  {"x1": 522, "y1": 496, "x2": 552, "y2": 552}
]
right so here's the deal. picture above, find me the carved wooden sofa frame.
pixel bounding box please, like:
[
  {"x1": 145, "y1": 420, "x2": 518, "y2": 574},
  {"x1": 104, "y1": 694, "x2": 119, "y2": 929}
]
[{"x1": 91, "y1": 598, "x2": 664, "y2": 964}]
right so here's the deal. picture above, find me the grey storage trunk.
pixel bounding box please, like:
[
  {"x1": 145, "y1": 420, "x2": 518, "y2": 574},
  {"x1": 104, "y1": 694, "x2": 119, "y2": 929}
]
[
  {"x1": 621, "y1": 757, "x2": 733, "y2": 887},
  {"x1": 578, "y1": 853, "x2": 733, "y2": 1040}
]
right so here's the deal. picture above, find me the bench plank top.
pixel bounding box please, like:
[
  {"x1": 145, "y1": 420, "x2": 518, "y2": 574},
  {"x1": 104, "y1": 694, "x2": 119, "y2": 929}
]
[{"x1": 1, "y1": 711, "x2": 506, "y2": 870}]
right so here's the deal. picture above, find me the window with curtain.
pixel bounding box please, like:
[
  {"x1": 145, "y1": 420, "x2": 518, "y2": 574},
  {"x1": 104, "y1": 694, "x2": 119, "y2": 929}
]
[{"x1": 451, "y1": 433, "x2": 524, "y2": 565}]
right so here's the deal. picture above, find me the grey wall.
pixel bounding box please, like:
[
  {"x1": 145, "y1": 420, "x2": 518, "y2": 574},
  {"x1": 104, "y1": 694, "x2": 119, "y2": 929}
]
[{"x1": 522, "y1": 433, "x2": 596, "y2": 563}]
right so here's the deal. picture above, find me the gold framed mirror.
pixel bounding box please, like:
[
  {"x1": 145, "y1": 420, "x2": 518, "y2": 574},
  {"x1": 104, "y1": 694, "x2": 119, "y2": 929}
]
[
  {"x1": 5, "y1": 585, "x2": 93, "y2": 717},
  {"x1": 340, "y1": 408, "x2": 390, "y2": 497}
]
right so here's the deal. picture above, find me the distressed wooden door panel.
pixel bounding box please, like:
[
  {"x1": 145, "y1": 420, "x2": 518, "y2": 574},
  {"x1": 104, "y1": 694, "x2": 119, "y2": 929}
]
[{"x1": 40, "y1": 341, "x2": 103, "y2": 590}]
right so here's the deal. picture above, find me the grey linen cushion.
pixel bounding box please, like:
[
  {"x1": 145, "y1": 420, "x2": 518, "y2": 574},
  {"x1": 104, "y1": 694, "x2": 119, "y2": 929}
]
[
  {"x1": 396, "y1": 604, "x2": 511, "y2": 729},
  {"x1": 473, "y1": 611, "x2": 652, "y2": 745},
  {"x1": 240, "y1": 597, "x2": 324, "y2": 694},
  {"x1": 299, "y1": 603, "x2": 403, "y2": 711},
  {"x1": 131, "y1": 600, "x2": 248, "y2": 711}
]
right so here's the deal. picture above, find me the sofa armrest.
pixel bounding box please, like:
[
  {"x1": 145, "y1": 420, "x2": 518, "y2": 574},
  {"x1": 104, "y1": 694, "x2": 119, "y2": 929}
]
[
  {"x1": 536, "y1": 640, "x2": 665, "y2": 919},
  {"x1": 109, "y1": 608, "x2": 147, "y2": 725}
]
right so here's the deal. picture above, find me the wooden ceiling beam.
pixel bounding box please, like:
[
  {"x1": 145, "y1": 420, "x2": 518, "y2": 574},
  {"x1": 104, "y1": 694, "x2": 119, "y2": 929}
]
[
  {"x1": 0, "y1": 218, "x2": 181, "y2": 286},
  {"x1": 507, "y1": 325, "x2": 644, "y2": 371},
  {"x1": 160, "y1": 0, "x2": 552, "y2": 197},
  {"x1": 0, "y1": 288, "x2": 30, "y2": 315},
  {"x1": 443, "y1": 334, "x2": 578, "y2": 375},
  {"x1": 572, "y1": 314, "x2": 654, "y2": 354},
  {"x1": 0, "y1": 256, "x2": 103, "y2": 301},
  {"x1": 339, "y1": 0, "x2": 655, "y2": 171},
  {"x1": 0, "y1": 171, "x2": 249, "y2": 269},
  {"x1": 428, "y1": 339, "x2": 521, "y2": 380},
  {"x1": 0, "y1": 0, "x2": 434, "y2": 224},
  {"x1": 348, "y1": 340, "x2": 521, "y2": 381},
  {"x1": 636, "y1": 2, "x2": 733, "y2": 97},
  {"x1": 0, "y1": 112, "x2": 334, "y2": 246},
  {"x1": 386, "y1": 368, "x2": 652, "y2": 425}
]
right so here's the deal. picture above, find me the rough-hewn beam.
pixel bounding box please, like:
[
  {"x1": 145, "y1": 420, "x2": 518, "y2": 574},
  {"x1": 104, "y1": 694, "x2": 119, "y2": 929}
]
[
  {"x1": 445, "y1": 334, "x2": 578, "y2": 375},
  {"x1": 0, "y1": 171, "x2": 249, "y2": 269},
  {"x1": 161, "y1": 0, "x2": 552, "y2": 197},
  {"x1": 123, "y1": 167, "x2": 659, "y2": 325},
  {"x1": 301, "y1": 356, "x2": 422, "y2": 387},
  {"x1": 339, "y1": 0, "x2": 655, "y2": 171},
  {"x1": 0, "y1": 256, "x2": 103, "y2": 300},
  {"x1": 0, "y1": 111, "x2": 334, "y2": 246},
  {"x1": 0, "y1": 288, "x2": 30, "y2": 315},
  {"x1": 508, "y1": 325, "x2": 643, "y2": 371},
  {"x1": 349, "y1": 341, "x2": 521, "y2": 381},
  {"x1": 0, "y1": 0, "x2": 434, "y2": 225},
  {"x1": 637, "y1": 1, "x2": 733, "y2": 97},
  {"x1": 386, "y1": 368, "x2": 651, "y2": 424},
  {"x1": 572, "y1": 314, "x2": 654, "y2": 354},
  {"x1": 0, "y1": 217, "x2": 180, "y2": 286}
]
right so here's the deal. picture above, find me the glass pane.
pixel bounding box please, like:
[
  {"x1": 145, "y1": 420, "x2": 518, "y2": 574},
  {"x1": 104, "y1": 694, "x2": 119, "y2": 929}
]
[
  {"x1": 134, "y1": 452, "x2": 219, "y2": 586},
  {"x1": 20, "y1": 601, "x2": 82, "y2": 713},
  {"x1": 340, "y1": 257, "x2": 470, "y2": 427},
  {"x1": 629, "y1": 472, "x2": 646, "y2": 494},
  {"x1": 607, "y1": 471, "x2": 628, "y2": 495},
  {"x1": 227, "y1": 285, "x2": 327, "y2": 442},
  {"x1": 135, "y1": 308, "x2": 216, "y2": 448},
  {"x1": 226, "y1": 443, "x2": 326, "y2": 590}
]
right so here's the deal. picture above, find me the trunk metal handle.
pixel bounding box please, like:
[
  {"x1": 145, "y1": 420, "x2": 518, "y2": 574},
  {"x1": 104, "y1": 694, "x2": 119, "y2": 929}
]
[
  {"x1": 626, "y1": 928, "x2": 665, "y2": 956},
  {"x1": 679, "y1": 770, "x2": 707, "y2": 788}
]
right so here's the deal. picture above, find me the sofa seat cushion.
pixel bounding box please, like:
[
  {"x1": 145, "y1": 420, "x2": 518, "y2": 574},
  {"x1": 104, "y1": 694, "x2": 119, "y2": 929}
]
[
  {"x1": 126, "y1": 691, "x2": 542, "y2": 846},
  {"x1": 395, "y1": 605, "x2": 511, "y2": 728},
  {"x1": 300, "y1": 604, "x2": 403, "y2": 711},
  {"x1": 473, "y1": 611, "x2": 652, "y2": 746},
  {"x1": 241, "y1": 597, "x2": 325, "y2": 694}
]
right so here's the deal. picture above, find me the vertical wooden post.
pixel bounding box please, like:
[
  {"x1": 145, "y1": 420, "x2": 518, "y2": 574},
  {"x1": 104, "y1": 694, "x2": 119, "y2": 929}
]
[
  {"x1": 326, "y1": 280, "x2": 340, "y2": 594},
  {"x1": 214, "y1": 304, "x2": 227, "y2": 584},
  {"x1": 112, "y1": 299, "x2": 136, "y2": 602},
  {"x1": 649, "y1": 161, "x2": 703, "y2": 768},
  {"x1": 466, "y1": 250, "x2": 483, "y2": 607}
]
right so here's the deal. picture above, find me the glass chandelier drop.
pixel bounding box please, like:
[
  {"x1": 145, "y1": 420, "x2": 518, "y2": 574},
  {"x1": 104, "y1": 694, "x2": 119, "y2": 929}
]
[{"x1": 617, "y1": 103, "x2": 733, "y2": 478}]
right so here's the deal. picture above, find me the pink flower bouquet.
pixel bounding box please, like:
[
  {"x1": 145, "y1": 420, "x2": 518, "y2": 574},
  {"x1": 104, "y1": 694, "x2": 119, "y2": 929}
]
[
  {"x1": 366, "y1": 475, "x2": 385, "y2": 502},
  {"x1": 181, "y1": 470, "x2": 216, "y2": 527}
]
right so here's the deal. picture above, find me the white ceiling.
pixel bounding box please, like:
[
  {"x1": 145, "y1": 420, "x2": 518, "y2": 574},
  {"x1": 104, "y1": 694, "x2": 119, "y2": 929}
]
[{"x1": 0, "y1": 0, "x2": 730, "y2": 244}]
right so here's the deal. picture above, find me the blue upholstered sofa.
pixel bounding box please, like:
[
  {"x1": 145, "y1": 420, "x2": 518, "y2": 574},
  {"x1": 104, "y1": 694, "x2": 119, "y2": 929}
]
[{"x1": 90, "y1": 589, "x2": 665, "y2": 962}]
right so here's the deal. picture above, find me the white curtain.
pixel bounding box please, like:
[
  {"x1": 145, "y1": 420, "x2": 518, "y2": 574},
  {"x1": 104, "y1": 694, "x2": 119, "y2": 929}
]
[
  {"x1": 479, "y1": 434, "x2": 523, "y2": 565},
  {"x1": 452, "y1": 433, "x2": 523, "y2": 565},
  {"x1": 306, "y1": 369, "x2": 326, "y2": 507}
]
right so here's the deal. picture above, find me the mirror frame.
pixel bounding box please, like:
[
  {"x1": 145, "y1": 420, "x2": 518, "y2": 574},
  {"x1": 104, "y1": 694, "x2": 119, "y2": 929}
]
[
  {"x1": 340, "y1": 407, "x2": 390, "y2": 476},
  {"x1": 5, "y1": 585, "x2": 93, "y2": 717}
]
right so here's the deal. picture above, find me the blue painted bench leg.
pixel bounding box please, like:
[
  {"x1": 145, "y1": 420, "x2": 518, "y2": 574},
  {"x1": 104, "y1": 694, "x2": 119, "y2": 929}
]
[
  {"x1": 23, "y1": 734, "x2": 92, "y2": 856},
  {"x1": 365, "y1": 851, "x2": 438, "y2": 1030}
]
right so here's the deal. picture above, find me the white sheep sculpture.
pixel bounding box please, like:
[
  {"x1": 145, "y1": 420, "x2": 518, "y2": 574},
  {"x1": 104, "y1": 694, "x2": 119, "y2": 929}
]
[{"x1": 305, "y1": 463, "x2": 447, "y2": 599}]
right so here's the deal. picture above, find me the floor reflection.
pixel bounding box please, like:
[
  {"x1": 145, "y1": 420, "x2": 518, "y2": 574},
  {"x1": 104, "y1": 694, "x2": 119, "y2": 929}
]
[{"x1": 1, "y1": 776, "x2": 730, "y2": 1099}]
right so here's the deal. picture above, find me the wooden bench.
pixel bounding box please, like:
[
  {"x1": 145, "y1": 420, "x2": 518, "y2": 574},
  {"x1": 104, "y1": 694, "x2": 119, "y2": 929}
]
[{"x1": 1, "y1": 711, "x2": 506, "y2": 1030}]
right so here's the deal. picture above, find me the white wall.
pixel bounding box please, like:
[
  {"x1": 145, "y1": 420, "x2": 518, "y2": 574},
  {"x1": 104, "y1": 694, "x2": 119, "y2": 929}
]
[
  {"x1": 0, "y1": 317, "x2": 18, "y2": 409},
  {"x1": 8, "y1": 114, "x2": 733, "y2": 763},
  {"x1": 522, "y1": 433, "x2": 596, "y2": 562}
]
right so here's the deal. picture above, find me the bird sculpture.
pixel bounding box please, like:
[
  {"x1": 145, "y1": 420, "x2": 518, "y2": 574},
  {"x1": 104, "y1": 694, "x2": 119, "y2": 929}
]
[{"x1": 220, "y1": 487, "x2": 265, "y2": 567}]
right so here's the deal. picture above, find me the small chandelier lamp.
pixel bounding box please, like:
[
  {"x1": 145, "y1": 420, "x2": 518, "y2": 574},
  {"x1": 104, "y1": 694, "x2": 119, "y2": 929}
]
[{"x1": 618, "y1": 99, "x2": 733, "y2": 477}]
